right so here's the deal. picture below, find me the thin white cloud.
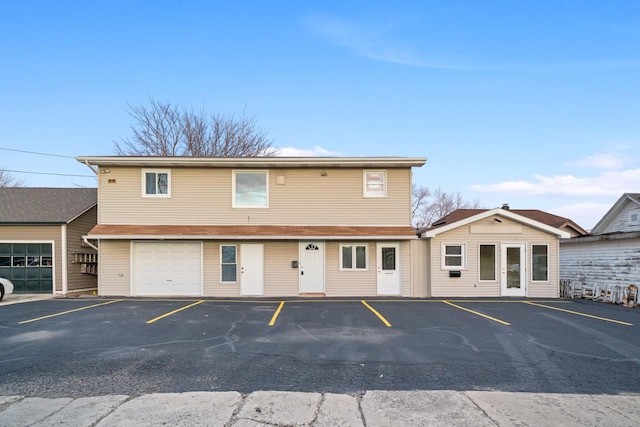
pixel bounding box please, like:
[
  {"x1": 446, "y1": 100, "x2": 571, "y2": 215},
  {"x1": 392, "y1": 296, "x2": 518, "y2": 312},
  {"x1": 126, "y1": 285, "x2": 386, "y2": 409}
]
[
  {"x1": 302, "y1": 15, "x2": 640, "y2": 71},
  {"x1": 274, "y1": 146, "x2": 343, "y2": 157},
  {"x1": 567, "y1": 153, "x2": 627, "y2": 169},
  {"x1": 472, "y1": 168, "x2": 640, "y2": 196}
]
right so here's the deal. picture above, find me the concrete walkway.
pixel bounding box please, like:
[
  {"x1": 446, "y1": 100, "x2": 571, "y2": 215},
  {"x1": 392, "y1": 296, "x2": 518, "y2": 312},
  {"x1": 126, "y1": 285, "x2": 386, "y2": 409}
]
[{"x1": 1, "y1": 390, "x2": 639, "y2": 426}]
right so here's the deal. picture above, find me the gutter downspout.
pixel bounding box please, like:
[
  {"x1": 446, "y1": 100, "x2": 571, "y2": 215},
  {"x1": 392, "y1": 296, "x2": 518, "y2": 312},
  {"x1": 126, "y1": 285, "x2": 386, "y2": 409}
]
[
  {"x1": 83, "y1": 160, "x2": 98, "y2": 175},
  {"x1": 83, "y1": 236, "x2": 99, "y2": 251}
]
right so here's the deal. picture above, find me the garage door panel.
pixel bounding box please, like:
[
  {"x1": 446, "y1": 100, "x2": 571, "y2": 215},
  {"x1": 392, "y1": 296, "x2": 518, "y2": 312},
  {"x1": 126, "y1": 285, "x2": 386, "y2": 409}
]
[{"x1": 134, "y1": 242, "x2": 202, "y2": 296}]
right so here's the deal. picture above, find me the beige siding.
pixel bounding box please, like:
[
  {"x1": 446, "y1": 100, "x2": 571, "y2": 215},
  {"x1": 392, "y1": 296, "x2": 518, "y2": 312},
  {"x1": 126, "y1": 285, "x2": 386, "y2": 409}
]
[
  {"x1": 98, "y1": 167, "x2": 412, "y2": 226},
  {"x1": 98, "y1": 240, "x2": 131, "y2": 296},
  {"x1": 66, "y1": 207, "x2": 98, "y2": 292},
  {"x1": 0, "y1": 225, "x2": 62, "y2": 293},
  {"x1": 203, "y1": 241, "x2": 299, "y2": 297},
  {"x1": 428, "y1": 216, "x2": 560, "y2": 298},
  {"x1": 325, "y1": 241, "x2": 377, "y2": 296},
  {"x1": 411, "y1": 239, "x2": 429, "y2": 297}
]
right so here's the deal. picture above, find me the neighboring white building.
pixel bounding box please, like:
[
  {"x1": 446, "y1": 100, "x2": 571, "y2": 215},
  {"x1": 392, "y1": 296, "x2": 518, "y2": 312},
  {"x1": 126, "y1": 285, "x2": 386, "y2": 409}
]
[{"x1": 560, "y1": 193, "x2": 640, "y2": 287}]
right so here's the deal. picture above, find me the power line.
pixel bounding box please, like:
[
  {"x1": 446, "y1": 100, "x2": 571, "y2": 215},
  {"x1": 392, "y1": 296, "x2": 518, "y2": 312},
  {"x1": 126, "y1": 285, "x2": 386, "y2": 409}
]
[
  {"x1": 0, "y1": 147, "x2": 76, "y2": 159},
  {"x1": 3, "y1": 169, "x2": 95, "y2": 178}
]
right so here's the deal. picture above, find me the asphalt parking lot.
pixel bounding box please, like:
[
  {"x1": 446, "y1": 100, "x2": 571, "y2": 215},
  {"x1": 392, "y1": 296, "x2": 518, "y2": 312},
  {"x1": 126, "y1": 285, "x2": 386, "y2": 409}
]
[{"x1": 1, "y1": 297, "x2": 640, "y2": 398}]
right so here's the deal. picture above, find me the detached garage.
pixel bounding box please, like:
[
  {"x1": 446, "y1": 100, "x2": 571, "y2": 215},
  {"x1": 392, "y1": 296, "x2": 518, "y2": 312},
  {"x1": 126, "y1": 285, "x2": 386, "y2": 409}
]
[
  {"x1": 0, "y1": 188, "x2": 98, "y2": 295},
  {"x1": 132, "y1": 242, "x2": 202, "y2": 296}
]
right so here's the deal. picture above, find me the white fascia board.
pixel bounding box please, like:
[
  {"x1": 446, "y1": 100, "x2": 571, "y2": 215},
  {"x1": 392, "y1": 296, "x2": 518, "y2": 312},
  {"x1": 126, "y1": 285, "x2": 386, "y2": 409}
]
[
  {"x1": 76, "y1": 156, "x2": 427, "y2": 169},
  {"x1": 421, "y1": 208, "x2": 570, "y2": 238},
  {"x1": 90, "y1": 234, "x2": 418, "y2": 241}
]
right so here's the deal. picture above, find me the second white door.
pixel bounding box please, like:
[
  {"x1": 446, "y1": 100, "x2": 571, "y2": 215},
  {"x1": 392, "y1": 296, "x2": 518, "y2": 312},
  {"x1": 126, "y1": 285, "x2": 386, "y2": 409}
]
[
  {"x1": 241, "y1": 244, "x2": 264, "y2": 296},
  {"x1": 299, "y1": 241, "x2": 325, "y2": 293}
]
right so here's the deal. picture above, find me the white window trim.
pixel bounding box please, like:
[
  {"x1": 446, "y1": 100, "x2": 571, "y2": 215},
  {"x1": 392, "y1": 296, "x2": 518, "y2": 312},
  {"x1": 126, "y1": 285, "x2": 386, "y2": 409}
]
[
  {"x1": 441, "y1": 242, "x2": 467, "y2": 270},
  {"x1": 232, "y1": 170, "x2": 269, "y2": 208},
  {"x1": 339, "y1": 243, "x2": 369, "y2": 271},
  {"x1": 478, "y1": 243, "x2": 497, "y2": 282},
  {"x1": 220, "y1": 244, "x2": 238, "y2": 283},
  {"x1": 363, "y1": 170, "x2": 387, "y2": 198},
  {"x1": 141, "y1": 169, "x2": 171, "y2": 198},
  {"x1": 531, "y1": 243, "x2": 549, "y2": 283}
]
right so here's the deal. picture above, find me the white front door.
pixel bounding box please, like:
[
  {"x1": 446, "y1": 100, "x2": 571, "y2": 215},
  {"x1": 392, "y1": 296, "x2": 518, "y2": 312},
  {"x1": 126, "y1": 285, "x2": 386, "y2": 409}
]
[
  {"x1": 133, "y1": 242, "x2": 202, "y2": 296},
  {"x1": 299, "y1": 241, "x2": 324, "y2": 293},
  {"x1": 377, "y1": 243, "x2": 401, "y2": 295},
  {"x1": 501, "y1": 243, "x2": 526, "y2": 297},
  {"x1": 241, "y1": 244, "x2": 264, "y2": 296}
]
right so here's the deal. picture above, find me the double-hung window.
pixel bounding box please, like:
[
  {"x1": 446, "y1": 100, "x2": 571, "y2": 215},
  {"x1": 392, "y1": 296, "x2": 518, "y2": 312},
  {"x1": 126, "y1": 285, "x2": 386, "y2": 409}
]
[
  {"x1": 363, "y1": 171, "x2": 386, "y2": 198},
  {"x1": 221, "y1": 245, "x2": 237, "y2": 283},
  {"x1": 531, "y1": 244, "x2": 548, "y2": 281},
  {"x1": 142, "y1": 169, "x2": 170, "y2": 197},
  {"x1": 442, "y1": 243, "x2": 466, "y2": 269},
  {"x1": 340, "y1": 244, "x2": 368, "y2": 270},
  {"x1": 233, "y1": 171, "x2": 268, "y2": 208}
]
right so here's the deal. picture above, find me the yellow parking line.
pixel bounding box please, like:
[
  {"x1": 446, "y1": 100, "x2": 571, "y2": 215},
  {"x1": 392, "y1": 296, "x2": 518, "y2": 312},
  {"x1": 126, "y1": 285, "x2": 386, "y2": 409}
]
[
  {"x1": 146, "y1": 300, "x2": 205, "y2": 324},
  {"x1": 361, "y1": 300, "x2": 392, "y2": 327},
  {"x1": 18, "y1": 299, "x2": 123, "y2": 324},
  {"x1": 523, "y1": 301, "x2": 633, "y2": 326},
  {"x1": 442, "y1": 300, "x2": 511, "y2": 326},
  {"x1": 268, "y1": 301, "x2": 285, "y2": 326}
]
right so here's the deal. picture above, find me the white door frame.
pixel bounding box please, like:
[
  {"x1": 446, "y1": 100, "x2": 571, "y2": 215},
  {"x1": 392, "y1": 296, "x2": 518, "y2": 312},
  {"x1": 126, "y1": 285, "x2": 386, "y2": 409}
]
[
  {"x1": 376, "y1": 242, "x2": 401, "y2": 295},
  {"x1": 299, "y1": 241, "x2": 325, "y2": 294},
  {"x1": 241, "y1": 244, "x2": 264, "y2": 296},
  {"x1": 500, "y1": 243, "x2": 526, "y2": 297}
]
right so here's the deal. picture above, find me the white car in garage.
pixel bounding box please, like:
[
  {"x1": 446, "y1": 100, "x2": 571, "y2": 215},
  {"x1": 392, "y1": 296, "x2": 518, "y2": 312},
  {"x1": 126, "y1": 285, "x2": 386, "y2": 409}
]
[{"x1": 0, "y1": 277, "x2": 14, "y2": 301}]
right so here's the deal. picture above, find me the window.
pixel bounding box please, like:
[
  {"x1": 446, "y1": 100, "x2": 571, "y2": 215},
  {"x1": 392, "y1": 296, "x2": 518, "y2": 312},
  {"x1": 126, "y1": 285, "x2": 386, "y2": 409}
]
[
  {"x1": 442, "y1": 243, "x2": 466, "y2": 269},
  {"x1": 340, "y1": 244, "x2": 368, "y2": 270},
  {"x1": 532, "y1": 244, "x2": 548, "y2": 281},
  {"x1": 363, "y1": 171, "x2": 386, "y2": 198},
  {"x1": 233, "y1": 171, "x2": 268, "y2": 208},
  {"x1": 221, "y1": 245, "x2": 237, "y2": 283},
  {"x1": 479, "y1": 244, "x2": 496, "y2": 281},
  {"x1": 630, "y1": 210, "x2": 640, "y2": 225},
  {"x1": 142, "y1": 169, "x2": 170, "y2": 197}
]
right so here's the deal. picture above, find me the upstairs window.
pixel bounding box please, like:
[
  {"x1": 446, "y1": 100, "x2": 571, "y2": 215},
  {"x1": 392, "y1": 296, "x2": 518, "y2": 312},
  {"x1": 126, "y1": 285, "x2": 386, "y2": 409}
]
[
  {"x1": 363, "y1": 171, "x2": 386, "y2": 198},
  {"x1": 142, "y1": 169, "x2": 170, "y2": 197},
  {"x1": 233, "y1": 171, "x2": 268, "y2": 208}
]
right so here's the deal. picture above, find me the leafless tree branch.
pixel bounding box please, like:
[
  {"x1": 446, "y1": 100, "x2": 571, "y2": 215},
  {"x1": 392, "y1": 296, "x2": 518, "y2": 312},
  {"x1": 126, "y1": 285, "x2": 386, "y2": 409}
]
[
  {"x1": 0, "y1": 168, "x2": 24, "y2": 187},
  {"x1": 114, "y1": 99, "x2": 277, "y2": 157},
  {"x1": 412, "y1": 185, "x2": 483, "y2": 229}
]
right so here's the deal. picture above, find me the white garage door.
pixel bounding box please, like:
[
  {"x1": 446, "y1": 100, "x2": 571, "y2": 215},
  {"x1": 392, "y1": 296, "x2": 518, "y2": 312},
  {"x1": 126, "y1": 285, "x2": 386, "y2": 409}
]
[{"x1": 133, "y1": 242, "x2": 202, "y2": 296}]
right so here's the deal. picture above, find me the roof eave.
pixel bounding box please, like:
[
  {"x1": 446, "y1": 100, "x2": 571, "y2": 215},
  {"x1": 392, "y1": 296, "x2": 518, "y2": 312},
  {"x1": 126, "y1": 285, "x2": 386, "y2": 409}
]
[{"x1": 75, "y1": 156, "x2": 427, "y2": 169}]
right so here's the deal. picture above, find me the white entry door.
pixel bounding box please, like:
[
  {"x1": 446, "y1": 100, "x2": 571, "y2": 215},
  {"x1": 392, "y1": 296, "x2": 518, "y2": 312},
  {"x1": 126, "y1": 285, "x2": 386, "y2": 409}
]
[
  {"x1": 241, "y1": 244, "x2": 264, "y2": 296},
  {"x1": 299, "y1": 241, "x2": 324, "y2": 293},
  {"x1": 377, "y1": 243, "x2": 401, "y2": 295},
  {"x1": 133, "y1": 242, "x2": 202, "y2": 296},
  {"x1": 501, "y1": 243, "x2": 526, "y2": 297}
]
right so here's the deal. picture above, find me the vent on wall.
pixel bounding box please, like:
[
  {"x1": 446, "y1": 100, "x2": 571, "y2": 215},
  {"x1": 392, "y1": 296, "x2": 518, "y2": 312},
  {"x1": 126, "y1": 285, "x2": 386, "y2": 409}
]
[{"x1": 631, "y1": 211, "x2": 640, "y2": 225}]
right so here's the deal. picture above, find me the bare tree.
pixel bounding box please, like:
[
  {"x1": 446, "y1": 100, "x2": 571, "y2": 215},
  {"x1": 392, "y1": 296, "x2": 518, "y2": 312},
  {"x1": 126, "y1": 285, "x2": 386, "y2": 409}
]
[
  {"x1": 412, "y1": 185, "x2": 483, "y2": 229},
  {"x1": 0, "y1": 168, "x2": 24, "y2": 187},
  {"x1": 114, "y1": 98, "x2": 277, "y2": 157}
]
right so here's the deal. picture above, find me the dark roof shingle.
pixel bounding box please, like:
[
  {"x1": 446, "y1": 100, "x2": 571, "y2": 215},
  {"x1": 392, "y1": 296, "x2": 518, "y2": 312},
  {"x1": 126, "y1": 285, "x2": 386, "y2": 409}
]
[{"x1": 0, "y1": 187, "x2": 97, "y2": 223}]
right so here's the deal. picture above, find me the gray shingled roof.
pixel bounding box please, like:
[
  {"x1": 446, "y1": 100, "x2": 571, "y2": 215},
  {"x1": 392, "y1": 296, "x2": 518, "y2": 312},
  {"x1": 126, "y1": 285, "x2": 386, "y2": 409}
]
[{"x1": 0, "y1": 187, "x2": 97, "y2": 223}]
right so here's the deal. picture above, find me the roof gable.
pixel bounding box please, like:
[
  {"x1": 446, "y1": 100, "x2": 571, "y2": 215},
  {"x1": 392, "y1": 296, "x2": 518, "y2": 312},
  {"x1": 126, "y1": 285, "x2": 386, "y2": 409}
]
[
  {"x1": 0, "y1": 188, "x2": 97, "y2": 224},
  {"x1": 419, "y1": 208, "x2": 572, "y2": 238},
  {"x1": 591, "y1": 193, "x2": 640, "y2": 235}
]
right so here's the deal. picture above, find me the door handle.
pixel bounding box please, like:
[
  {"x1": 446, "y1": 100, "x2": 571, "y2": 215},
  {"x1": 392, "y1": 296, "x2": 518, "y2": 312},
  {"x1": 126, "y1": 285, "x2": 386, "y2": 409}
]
[{"x1": 301, "y1": 271, "x2": 304, "y2": 275}]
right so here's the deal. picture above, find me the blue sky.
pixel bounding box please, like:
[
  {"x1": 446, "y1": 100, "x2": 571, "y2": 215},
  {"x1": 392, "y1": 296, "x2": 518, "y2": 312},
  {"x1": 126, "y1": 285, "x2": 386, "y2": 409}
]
[{"x1": 1, "y1": 1, "x2": 639, "y2": 229}]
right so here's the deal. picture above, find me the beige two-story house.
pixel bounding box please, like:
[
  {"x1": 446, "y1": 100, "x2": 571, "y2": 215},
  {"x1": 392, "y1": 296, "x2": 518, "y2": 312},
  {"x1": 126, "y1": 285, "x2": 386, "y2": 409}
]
[{"x1": 77, "y1": 156, "x2": 426, "y2": 298}]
